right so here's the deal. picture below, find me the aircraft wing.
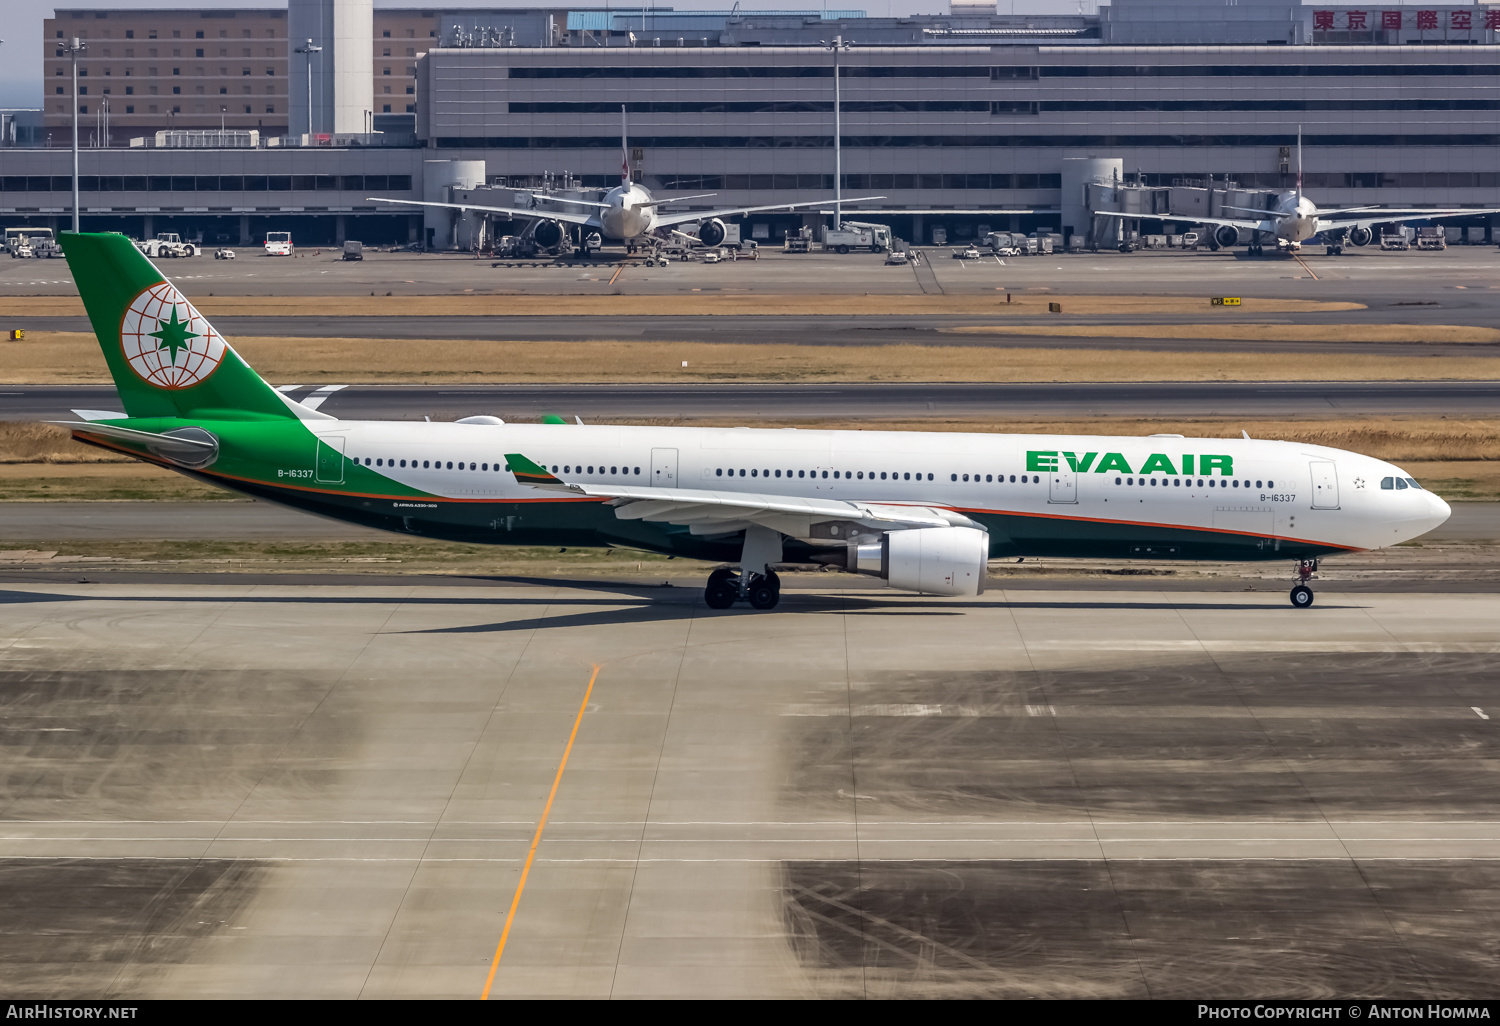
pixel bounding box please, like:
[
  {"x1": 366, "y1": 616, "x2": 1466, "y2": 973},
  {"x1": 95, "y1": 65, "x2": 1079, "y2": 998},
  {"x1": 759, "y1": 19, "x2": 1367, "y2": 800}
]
[
  {"x1": 1092, "y1": 210, "x2": 1276, "y2": 234},
  {"x1": 505, "y1": 453, "x2": 961, "y2": 537},
  {"x1": 651, "y1": 195, "x2": 888, "y2": 229},
  {"x1": 1317, "y1": 207, "x2": 1500, "y2": 230},
  {"x1": 637, "y1": 192, "x2": 720, "y2": 209},
  {"x1": 364, "y1": 197, "x2": 600, "y2": 227}
]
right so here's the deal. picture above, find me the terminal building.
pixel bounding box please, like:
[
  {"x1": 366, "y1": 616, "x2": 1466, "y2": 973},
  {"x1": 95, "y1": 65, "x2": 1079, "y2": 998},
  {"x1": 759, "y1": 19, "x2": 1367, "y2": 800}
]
[{"x1": 4, "y1": 0, "x2": 1500, "y2": 247}]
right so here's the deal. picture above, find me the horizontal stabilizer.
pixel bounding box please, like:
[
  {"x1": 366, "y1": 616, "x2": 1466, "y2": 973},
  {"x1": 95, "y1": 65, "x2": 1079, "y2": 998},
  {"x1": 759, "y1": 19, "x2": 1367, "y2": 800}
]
[{"x1": 54, "y1": 421, "x2": 216, "y2": 452}]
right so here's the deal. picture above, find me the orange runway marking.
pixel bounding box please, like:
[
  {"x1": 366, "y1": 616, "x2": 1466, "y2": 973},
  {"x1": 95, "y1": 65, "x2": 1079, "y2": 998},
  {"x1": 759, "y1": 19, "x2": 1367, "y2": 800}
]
[
  {"x1": 607, "y1": 264, "x2": 625, "y2": 287},
  {"x1": 480, "y1": 664, "x2": 601, "y2": 1001},
  {"x1": 1294, "y1": 254, "x2": 1320, "y2": 280}
]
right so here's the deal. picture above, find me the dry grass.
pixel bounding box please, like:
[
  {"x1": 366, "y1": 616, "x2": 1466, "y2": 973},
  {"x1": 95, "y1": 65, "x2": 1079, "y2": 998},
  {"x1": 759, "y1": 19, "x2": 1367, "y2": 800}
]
[
  {"x1": 2, "y1": 293, "x2": 1364, "y2": 319},
  {"x1": 0, "y1": 421, "x2": 127, "y2": 463},
  {"x1": 10, "y1": 331, "x2": 1500, "y2": 385},
  {"x1": 947, "y1": 323, "x2": 1500, "y2": 344},
  {"x1": 0, "y1": 462, "x2": 234, "y2": 501}
]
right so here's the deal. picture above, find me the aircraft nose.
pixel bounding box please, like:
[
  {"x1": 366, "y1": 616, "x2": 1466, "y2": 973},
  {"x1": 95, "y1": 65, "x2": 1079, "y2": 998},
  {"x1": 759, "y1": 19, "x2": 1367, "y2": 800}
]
[{"x1": 1425, "y1": 489, "x2": 1452, "y2": 533}]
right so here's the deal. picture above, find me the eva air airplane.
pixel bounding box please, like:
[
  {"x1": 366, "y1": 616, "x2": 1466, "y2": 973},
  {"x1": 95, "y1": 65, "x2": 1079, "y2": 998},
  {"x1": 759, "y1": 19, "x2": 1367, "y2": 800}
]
[{"x1": 56, "y1": 232, "x2": 1450, "y2": 610}]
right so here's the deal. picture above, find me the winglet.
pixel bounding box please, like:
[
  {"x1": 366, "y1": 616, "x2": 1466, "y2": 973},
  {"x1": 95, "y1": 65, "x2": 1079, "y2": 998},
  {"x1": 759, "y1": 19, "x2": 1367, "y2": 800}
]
[
  {"x1": 506, "y1": 453, "x2": 569, "y2": 488},
  {"x1": 541, "y1": 413, "x2": 568, "y2": 425}
]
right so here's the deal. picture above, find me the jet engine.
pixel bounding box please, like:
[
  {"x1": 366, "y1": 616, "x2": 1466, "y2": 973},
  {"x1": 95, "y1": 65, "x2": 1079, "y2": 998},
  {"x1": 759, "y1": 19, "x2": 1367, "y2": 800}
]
[
  {"x1": 844, "y1": 526, "x2": 989, "y2": 597},
  {"x1": 1214, "y1": 225, "x2": 1241, "y2": 249},
  {"x1": 1348, "y1": 226, "x2": 1373, "y2": 247},
  {"x1": 697, "y1": 218, "x2": 728, "y2": 248},
  {"x1": 532, "y1": 219, "x2": 564, "y2": 249}
]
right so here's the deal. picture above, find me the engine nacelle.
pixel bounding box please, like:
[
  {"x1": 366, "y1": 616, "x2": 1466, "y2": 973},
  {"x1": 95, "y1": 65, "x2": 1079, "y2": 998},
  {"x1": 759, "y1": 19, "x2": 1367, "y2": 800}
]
[
  {"x1": 698, "y1": 218, "x2": 728, "y2": 248},
  {"x1": 1214, "y1": 225, "x2": 1241, "y2": 249},
  {"x1": 1348, "y1": 226, "x2": 1373, "y2": 247},
  {"x1": 532, "y1": 219, "x2": 563, "y2": 249},
  {"x1": 848, "y1": 526, "x2": 988, "y2": 596}
]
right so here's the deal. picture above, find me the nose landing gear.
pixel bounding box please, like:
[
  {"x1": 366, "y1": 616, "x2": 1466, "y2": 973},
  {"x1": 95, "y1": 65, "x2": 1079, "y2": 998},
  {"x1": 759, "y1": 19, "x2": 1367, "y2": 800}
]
[{"x1": 1290, "y1": 559, "x2": 1318, "y2": 608}]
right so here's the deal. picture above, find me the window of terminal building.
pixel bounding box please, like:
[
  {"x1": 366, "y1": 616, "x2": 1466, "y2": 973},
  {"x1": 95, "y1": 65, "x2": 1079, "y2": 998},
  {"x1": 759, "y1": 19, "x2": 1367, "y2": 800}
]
[
  {"x1": 125, "y1": 30, "x2": 133, "y2": 38},
  {"x1": 148, "y1": 30, "x2": 156, "y2": 38},
  {"x1": 382, "y1": 103, "x2": 391, "y2": 113},
  {"x1": 382, "y1": 30, "x2": 390, "y2": 37},
  {"x1": 172, "y1": 30, "x2": 180, "y2": 38},
  {"x1": 195, "y1": 48, "x2": 203, "y2": 57},
  {"x1": 195, "y1": 30, "x2": 203, "y2": 38}
]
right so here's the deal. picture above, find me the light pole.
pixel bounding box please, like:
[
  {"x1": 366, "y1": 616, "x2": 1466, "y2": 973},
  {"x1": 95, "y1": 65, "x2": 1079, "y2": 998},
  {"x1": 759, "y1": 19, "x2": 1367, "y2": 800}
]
[
  {"x1": 294, "y1": 38, "x2": 322, "y2": 136},
  {"x1": 820, "y1": 36, "x2": 852, "y2": 227},
  {"x1": 220, "y1": 105, "x2": 227, "y2": 134},
  {"x1": 61, "y1": 36, "x2": 86, "y2": 232}
]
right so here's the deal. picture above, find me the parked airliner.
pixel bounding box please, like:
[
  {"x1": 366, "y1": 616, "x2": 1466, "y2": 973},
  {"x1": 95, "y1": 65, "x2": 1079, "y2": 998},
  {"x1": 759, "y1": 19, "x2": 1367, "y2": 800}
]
[
  {"x1": 369, "y1": 108, "x2": 883, "y2": 249},
  {"x1": 1099, "y1": 133, "x2": 1500, "y2": 255},
  {"x1": 56, "y1": 232, "x2": 1449, "y2": 609}
]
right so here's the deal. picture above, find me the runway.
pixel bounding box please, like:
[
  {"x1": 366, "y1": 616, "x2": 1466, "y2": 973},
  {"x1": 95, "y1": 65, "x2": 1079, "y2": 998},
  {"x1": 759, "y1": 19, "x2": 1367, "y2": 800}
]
[
  {"x1": 8, "y1": 380, "x2": 1500, "y2": 421},
  {"x1": 14, "y1": 311, "x2": 1500, "y2": 357},
  {"x1": 1, "y1": 578, "x2": 1497, "y2": 997}
]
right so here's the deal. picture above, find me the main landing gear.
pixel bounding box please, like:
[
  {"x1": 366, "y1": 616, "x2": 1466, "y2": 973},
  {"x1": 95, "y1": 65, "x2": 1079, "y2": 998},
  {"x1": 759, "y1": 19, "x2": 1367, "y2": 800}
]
[
  {"x1": 1290, "y1": 558, "x2": 1318, "y2": 609},
  {"x1": 704, "y1": 567, "x2": 782, "y2": 610},
  {"x1": 704, "y1": 524, "x2": 784, "y2": 611}
]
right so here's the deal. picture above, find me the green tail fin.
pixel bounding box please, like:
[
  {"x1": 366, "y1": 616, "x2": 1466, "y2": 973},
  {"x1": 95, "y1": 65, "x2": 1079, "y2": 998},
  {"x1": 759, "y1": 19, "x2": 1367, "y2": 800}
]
[{"x1": 60, "y1": 231, "x2": 299, "y2": 421}]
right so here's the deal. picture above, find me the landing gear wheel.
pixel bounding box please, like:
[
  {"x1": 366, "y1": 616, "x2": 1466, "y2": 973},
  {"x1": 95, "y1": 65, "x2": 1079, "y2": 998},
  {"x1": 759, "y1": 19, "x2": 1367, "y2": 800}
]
[
  {"x1": 747, "y1": 575, "x2": 780, "y2": 610},
  {"x1": 1290, "y1": 584, "x2": 1314, "y2": 609},
  {"x1": 705, "y1": 568, "x2": 739, "y2": 609}
]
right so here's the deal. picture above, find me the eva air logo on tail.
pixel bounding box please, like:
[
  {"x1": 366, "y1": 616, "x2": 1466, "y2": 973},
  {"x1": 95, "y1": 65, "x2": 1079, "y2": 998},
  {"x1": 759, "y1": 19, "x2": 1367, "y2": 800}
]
[{"x1": 119, "y1": 282, "x2": 227, "y2": 389}]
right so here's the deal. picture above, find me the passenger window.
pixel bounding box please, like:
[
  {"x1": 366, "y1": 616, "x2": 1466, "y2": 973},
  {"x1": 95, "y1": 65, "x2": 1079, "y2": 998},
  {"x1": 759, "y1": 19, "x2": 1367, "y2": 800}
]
[
  {"x1": 364, "y1": 458, "x2": 371, "y2": 466},
  {"x1": 751, "y1": 469, "x2": 758, "y2": 477},
  {"x1": 1009, "y1": 475, "x2": 1016, "y2": 483},
  {"x1": 1255, "y1": 480, "x2": 1262, "y2": 488},
  {"x1": 1406, "y1": 478, "x2": 1422, "y2": 489},
  {"x1": 716, "y1": 468, "x2": 723, "y2": 476},
  {"x1": 1115, "y1": 477, "x2": 1122, "y2": 485},
  {"x1": 1395, "y1": 478, "x2": 1408, "y2": 490},
  {"x1": 823, "y1": 471, "x2": 830, "y2": 479},
  {"x1": 775, "y1": 470, "x2": 782, "y2": 477},
  {"x1": 1173, "y1": 479, "x2": 1180, "y2": 487},
  {"x1": 1267, "y1": 480, "x2": 1273, "y2": 488},
  {"x1": 798, "y1": 470, "x2": 805, "y2": 478},
  {"x1": 1198, "y1": 479, "x2": 1204, "y2": 487},
  {"x1": 376, "y1": 458, "x2": 383, "y2": 466},
  {"x1": 1126, "y1": 478, "x2": 1133, "y2": 486},
  {"x1": 739, "y1": 469, "x2": 746, "y2": 477}
]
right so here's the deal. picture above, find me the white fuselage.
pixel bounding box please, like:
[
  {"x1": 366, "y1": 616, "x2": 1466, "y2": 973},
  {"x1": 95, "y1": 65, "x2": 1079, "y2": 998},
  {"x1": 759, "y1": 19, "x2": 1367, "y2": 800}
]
[
  {"x1": 595, "y1": 182, "x2": 657, "y2": 241},
  {"x1": 1271, "y1": 192, "x2": 1322, "y2": 245},
  {"x1": 321, "y1": 422, "x2": 1449, "y2": 556}
]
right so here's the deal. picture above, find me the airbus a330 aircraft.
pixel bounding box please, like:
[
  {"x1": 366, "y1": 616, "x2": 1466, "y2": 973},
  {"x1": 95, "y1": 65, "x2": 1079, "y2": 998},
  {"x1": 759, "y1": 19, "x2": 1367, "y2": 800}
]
[
  {"x1": 370, "y1": 109, "x2": 883, "y2": 250},
  {"x1": 56, "y1": 232, "x2": 1449, "y2": 609},
  {"x1": 1099, "y1": 135, "x2": 1500, "y2": 256}
]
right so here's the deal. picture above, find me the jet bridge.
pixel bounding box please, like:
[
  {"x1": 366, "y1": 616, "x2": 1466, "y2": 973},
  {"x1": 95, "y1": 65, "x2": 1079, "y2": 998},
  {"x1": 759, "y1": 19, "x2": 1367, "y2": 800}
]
[{"x1": 1083, "y1": 177, "x2": 1283, "y2": 250}]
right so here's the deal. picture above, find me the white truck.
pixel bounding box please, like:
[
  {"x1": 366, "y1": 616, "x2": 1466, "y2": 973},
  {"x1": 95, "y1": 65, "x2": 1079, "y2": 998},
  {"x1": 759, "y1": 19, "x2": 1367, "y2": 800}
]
[
  {"x1": 823, "y1": 221, "x2": 891, "y2": 254},
  {"x1": 5, "y1": 227, "x2": 57, "y2": 258},
  {"x1": 263, "y1": 231, "x2": 294, "y2": 256},
  {"x1": 139, "y1": 233, "x2": 201, "y2": 258}
]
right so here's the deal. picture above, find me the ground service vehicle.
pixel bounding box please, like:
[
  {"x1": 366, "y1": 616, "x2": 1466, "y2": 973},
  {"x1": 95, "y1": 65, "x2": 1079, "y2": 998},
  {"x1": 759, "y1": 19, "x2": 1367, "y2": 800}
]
[
  {"x1": 1381, "y1": 232, "x2": 1410, "y2": 251},
  {"x1": 983, "y1": 232, "x2": 1022, "y2": 257},
  {"x1": 53, "y1": 231, "x2": 1453, "y2": 611},
  {"x1": 264, "y1": 232, "x2": 293, "y2": 256},
  {"x1": 884, "y1": 250, "x2": 909, "y2": 265},
  {"x1": 139, "y1": 234, "x2": 200, "y2": 258},
  {"x1": 342, "y1": 241, "x2": 364, "y2": 261},
  {"x1": 1416, "y1": 227, "x2": 1446, "y2": 251},
  {"x1": 214, "y1": 248, "x2": 236, "y2": 260},
  {"x1": 6, "y1": 227, "x2": 57, "y2": 257},
  {"x1": 824, "y1": 222, "x2": 891, "y2": 254}
]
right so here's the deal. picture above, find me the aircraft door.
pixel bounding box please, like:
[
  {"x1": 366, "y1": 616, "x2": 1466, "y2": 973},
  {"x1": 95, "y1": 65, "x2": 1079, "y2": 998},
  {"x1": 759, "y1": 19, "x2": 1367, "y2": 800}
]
[
  {"x1": 1049, "y1": 465, "x2": 1077, "y2": 503},
  {"x1": 315, "y1": 435, "x2": 346, "y2": 485},
  {"x1": 651, "y1": 448, "x2": 679, "y2": 488},
  {"x1": 1309, "y1": 460, "x2": 1339, "y2": 509}
]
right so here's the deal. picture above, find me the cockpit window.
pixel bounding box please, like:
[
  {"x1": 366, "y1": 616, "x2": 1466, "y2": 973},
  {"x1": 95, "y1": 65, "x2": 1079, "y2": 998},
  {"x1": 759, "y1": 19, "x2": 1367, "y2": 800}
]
[
  {"x1": 1381, "y1": 477, "x2": 1394, "y2": 490},
  {"x1": 1405, "y1": 478, "x2": 1423, "y2": 490},
  {"x1": 1395, "y1": 478, "x2": 1408, "y2": 490}
]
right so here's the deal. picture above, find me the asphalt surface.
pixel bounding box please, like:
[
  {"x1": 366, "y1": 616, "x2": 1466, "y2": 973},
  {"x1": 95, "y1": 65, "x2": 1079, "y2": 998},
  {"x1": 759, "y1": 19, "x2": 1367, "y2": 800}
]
[
  {"x1": 7, "y1": 380, "x2": 1500, "y2": 421},
  {"x1": 18, "y1": 312, "x2": 1500, "y2": 357},
  {"x1": 2, "y1": 578, "x2": 1497, "y2": 997}
]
